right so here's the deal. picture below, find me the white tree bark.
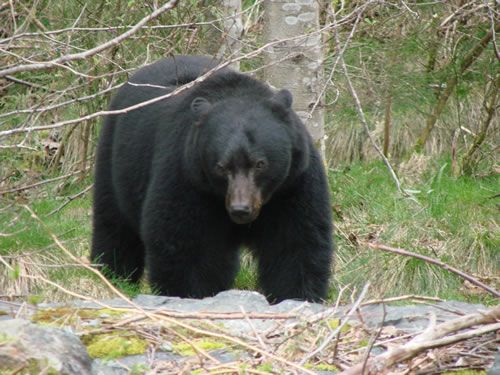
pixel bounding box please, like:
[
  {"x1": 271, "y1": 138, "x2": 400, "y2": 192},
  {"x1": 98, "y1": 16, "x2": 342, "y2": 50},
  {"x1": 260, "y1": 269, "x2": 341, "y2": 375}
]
[
  {"x1": 217, "y1": 0, "x2": 243, "y2": 71},
  {"x1": 203, "y1": 1, "x2": 243, "y2": 70},
  {"x1": 263, "y1": 0, "x2": 325, "y2": 154}
]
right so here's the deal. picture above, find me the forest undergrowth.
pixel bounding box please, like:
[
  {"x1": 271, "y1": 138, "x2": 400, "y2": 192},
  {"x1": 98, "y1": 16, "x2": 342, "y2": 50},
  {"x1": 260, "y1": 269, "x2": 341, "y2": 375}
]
[
  {"x1": 1, "y1": 158, "x2": 497, "y2": 305},
  {"x1": 0, "y1": 1, "x2": 498, "y2": 304}
]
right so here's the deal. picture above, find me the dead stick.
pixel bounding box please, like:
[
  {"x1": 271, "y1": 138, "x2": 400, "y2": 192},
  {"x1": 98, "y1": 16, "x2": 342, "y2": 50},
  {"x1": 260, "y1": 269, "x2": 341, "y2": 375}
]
[
  {"x1": 339, "y1": 305, "x2": 500, "y2": 375},
  {"x1": 0, "y1": 0, "x2": 180, "y2": 78},
  {"x1": 46, "y1": 184, "x2": 93, "y2": 216},
  {"x1": 0, "y1": 168, "x2": 88, "y2": 195},
  {"x1": 361, "y1": 294, "x2": 443, "y2": 306},
  {"x1": 364, "y1": 242, "x2": 500, "y2": 298},
  {"x1": 20, "y1": 205, "x2": 317, "y2": 375}
]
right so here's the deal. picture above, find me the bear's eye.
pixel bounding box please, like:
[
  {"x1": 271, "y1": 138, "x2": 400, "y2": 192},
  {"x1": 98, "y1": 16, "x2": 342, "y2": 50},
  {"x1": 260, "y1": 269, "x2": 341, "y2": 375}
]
[
  {"x1": 255, "y1": 160, "x2": 267, "y2": 171},
  {"x1": 215, "y1": 163, "x2": 227, "y2": 176}
]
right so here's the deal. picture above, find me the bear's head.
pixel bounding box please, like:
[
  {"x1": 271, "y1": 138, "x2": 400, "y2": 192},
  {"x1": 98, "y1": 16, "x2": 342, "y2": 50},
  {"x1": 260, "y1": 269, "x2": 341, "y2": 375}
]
[{"x1": 187, "y1": 89, "x2": 310, "y2": 224}]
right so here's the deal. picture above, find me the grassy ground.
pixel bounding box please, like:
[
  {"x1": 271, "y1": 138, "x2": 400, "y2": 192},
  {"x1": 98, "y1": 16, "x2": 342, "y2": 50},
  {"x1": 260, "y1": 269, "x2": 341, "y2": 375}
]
[
  {"x1": 330, "y1": 158, "x2": 498, "y2": 304},
  {"x1": 1, "y1": 158, "x2": 497, "y2": 304}
]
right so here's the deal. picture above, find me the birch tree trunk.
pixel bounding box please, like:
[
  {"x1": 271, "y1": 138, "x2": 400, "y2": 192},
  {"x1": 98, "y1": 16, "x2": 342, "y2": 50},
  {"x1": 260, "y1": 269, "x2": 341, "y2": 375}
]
[
  {"x1": 262, "y1": 0, "x2": 325, "y2": 156},
  {"x1": 202, "y1": 0, "x2": 243, "y2": 71},
  {"x1": 218, "y1": 0, "x2": 243, "y2": 71}
]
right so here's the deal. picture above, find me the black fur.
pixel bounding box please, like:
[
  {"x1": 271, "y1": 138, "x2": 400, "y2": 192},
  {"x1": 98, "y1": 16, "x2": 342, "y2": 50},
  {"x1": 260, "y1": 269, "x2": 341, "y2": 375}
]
[{"x1": 91, "y1": 56, "x2": 333, "y2": 303}]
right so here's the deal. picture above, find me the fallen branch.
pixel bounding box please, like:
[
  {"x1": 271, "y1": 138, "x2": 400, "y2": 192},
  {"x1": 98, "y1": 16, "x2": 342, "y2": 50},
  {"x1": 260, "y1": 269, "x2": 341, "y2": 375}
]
[
  {"x1": 299, "y1": 283, "x2": 370, "y2": 365},
  {"x1": 364, "y1": 242, "x2": 500, "y2": 298},
  {"x1": 361, "y1": 294, "x2": 443, "y2": 306},
  {"x1": 339, "y1": 305, "x2": 500, "y2": 375},
  {"x1": 20, "y1": 205, "x2": 317, "y2": 375}
]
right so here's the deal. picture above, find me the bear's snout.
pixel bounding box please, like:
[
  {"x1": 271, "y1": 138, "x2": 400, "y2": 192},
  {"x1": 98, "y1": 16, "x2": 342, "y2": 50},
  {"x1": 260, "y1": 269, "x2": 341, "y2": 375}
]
[
  {"x1": 226, "y1": 171, "x2": 262, "y2": 224},
  {"x1": 229, "y1": 204, "x2": 253, "y2": 224}
]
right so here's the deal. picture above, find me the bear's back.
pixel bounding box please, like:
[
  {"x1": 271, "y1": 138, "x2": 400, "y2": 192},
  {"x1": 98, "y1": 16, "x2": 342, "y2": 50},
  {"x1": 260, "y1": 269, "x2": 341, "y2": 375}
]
[{"x1": 129, "y1": 55, "x2": 224, "y2": 87}]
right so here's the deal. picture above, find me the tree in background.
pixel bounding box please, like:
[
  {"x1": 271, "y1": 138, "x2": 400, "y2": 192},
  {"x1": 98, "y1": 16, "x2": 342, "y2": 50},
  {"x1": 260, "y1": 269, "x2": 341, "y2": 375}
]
[
  {"x1": 0, "y1": 1, "x2": 497, "y2": 177},
  {"x1": 262, "y1": 0, "x2": 326, "y2": 156}
]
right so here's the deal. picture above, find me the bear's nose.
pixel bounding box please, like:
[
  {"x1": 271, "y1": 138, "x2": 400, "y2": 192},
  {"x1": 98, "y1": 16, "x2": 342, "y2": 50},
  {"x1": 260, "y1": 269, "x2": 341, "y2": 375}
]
[
  {"x1": 229, "y1": 205, "x2": 253, "y2": 224},
  {"x1": 230, "y1": 205, "x2": 251, "y2": 217}
]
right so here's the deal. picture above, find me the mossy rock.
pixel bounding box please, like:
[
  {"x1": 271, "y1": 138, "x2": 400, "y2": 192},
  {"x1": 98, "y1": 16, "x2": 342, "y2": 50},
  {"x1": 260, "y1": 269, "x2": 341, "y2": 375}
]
[
  {"x1": 305, "y1": 362, "x2": 339, "y2": 372},
  {"x1": 327, "y1": 319, "x2": 352, "y2": 333},
  {"x1": 82, "y1": 331, "x2": 148, "y2": 359},
  {"x1": 0, "y1": 358, "x2": 59, "y2": 375},
  {"x1": 32, "y1": 307, "x2": 125, "y2": 325},
  {"x1": 172, "y1": 339, "x2": 227, "y2": 356}
]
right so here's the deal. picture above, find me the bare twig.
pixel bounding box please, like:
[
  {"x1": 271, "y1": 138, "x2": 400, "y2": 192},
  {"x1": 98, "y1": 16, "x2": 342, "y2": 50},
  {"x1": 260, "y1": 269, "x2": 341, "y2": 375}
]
[
  {"x1": 0, "y1": 83, "x2": 124, "y2": 119},
  {"x1": 4, "y1": 74, "x2": 63, "y2": 93},
  {"x1": 332, "y1": 12, "x2": 407, "y2": 197},
  {"x1": 415, "y1": 22, "x2": 500, "y2": 151},
  {"x1": 0, "y1": 9, "x2": 371, "y2": 139},
  {"x1": 0, "y1": 228, "x2": 25, "y2": 237},
  {"x1": 46, "y1": 184, "x2": 93, "y2": 217},
  {"x1": 361, "y1": 294, "x2": 443, "y2": 306},
  {"x1": 299, "y1": 283, "x2": 370, "y2": 365},
  {"x1": 361, "y1": 303, "x2": 386, "y2": 374},
  {"x1": 0, "y1": 0, "x2": 180, "y2": 78},
  {"x1": 11, "y1": 205, "x2": 319, "y2": 375},
  {"x1": 0, "y1": 168, "x2": 89, "y2": 195},
  {"x1": 339, "y1": 305, "x2": 500, "y2": 374},
  {"x1": 364, "y1": 241, "x2": 500, "y2": 298}
]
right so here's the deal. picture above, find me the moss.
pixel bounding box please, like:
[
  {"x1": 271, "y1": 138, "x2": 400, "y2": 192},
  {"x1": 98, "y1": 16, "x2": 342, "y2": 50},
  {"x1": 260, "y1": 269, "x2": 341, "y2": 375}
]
[
  {"x1": 27, "y1": 295, "x2": 44, "y2": 305},
  {"x1": 82, "y1": 331, "x2": 148, "y2": 359},
  {"x1": 256, "y1": 362, "x2": 274, "y2": 372},
  {"x1": 354, "y1": 338, "x2": 370, "y2": 349},
  {"x1": 172, "y1": 339, "x2": 226, "y2": 356},
  {"x1": 0, "y1": 358, "x2": 60, "y2": 374},
  {"x1": 327, "y1": 319, "x2": 352, "y2": 333},
  {"x1": 441, "y1": 371, "x2": 486, "y2": 375},
  {"x1": 32, "y1": 307, "x2": 125, "y2": 325},
  {"x1": 0, "y1": 333, "x2": 12, "y2": 344},
  {"x1": 130, "y1": 363, "x2": 149, "y2": 375},
  {"x1": 305, "y1": 363, "x2": 339, "y2": 372}
]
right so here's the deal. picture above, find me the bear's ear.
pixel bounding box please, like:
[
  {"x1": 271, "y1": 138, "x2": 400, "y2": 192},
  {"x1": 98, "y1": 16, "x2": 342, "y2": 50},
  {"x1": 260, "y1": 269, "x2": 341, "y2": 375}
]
[
  {"x1": 191, "y1": 97, "x2": 212, "y2": 116},
  {"x1": 270, "y1": 89, "x2": 293, "y2": 109}
]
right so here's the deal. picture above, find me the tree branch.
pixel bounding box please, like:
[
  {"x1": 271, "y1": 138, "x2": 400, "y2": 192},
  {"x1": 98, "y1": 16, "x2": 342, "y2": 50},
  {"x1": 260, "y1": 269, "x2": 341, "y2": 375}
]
[
  {"x1": 339, "y1": 305, "x2": 500, "y2": 375},
  {"x1": 0, "y1": 168, "x2": 89, "y2": 195},
  {"x1": 0, "y1": 0, "x2": 180, "y2": 78},
  {"x1": 364, "y1": 242, "x2": 500, "y2": 298},
  {"x1": 332, "y1": 12, "x2": 406, "y2": 196},
  {"x1": 414, "y1": 22, "x2": 500, "y2": 152}
]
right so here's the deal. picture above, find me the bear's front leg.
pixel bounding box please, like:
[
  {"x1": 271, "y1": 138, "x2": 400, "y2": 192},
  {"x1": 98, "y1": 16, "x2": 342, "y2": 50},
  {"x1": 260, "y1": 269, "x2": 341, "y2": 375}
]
[
  {"x1": 255, "y1": 226, "x2": 333, "y2": 303},
  {"x1": 140, "y1": 188, "x2": 241, "y2": 298},
  {"x1": 251, "y1": 171, "x2": 334, "y2": 303}
]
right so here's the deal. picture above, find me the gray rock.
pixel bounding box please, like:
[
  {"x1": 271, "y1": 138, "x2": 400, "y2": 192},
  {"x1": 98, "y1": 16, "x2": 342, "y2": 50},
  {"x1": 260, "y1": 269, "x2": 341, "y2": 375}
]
[
  {"x1": 34, "y1": 290, "x2": 488, "y2": 336},
  {"x1": 0, "y1": 319, "x2": 92, "y2": 375},
  {"x1": 352, "y1": 301, "x2": 486, "y2": 332},
  {"x1": 0, "y1": 301, "x2": 35, "y2": 320},
  {"x1": 92, "y1": 352, "x2": 183, "y2": 375},
  {"x1": 134, "y1": 290, "x2": 271, "y2": 312},
  {"x1": 488, "y1": 349, "x2": 500, "y2": 375},
  {"x1": 8, "y1": 291, "x2": 491, "y2": 374}
]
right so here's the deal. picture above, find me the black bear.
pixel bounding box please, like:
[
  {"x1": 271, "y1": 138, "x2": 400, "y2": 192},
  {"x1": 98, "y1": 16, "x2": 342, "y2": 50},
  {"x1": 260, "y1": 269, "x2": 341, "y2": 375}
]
[{"x1": 91, "y1": 56, "x2": 333, "y2": 303}]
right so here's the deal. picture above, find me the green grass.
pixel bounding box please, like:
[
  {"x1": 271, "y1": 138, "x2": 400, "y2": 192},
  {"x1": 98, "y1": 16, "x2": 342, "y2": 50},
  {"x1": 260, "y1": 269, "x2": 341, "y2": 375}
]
[
  {"x1": 330, "y1": 159, "x2": 499, "y2": 303},
  {"x1": 1, "y1": 159, "x2": 498, "y2": 304},
  {"x1": 0, "y1": 176, "x2": 108, "y2": 301},
  {"x1": 1, "y1": 179, "x2": 92, "y2": 255}
]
